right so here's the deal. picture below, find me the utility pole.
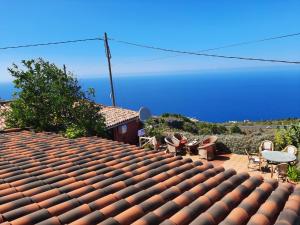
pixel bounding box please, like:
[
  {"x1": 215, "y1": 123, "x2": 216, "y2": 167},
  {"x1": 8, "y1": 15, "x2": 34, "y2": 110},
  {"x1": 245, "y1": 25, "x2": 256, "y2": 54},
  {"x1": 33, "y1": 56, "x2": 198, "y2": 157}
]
[
  {"x1": 104, "y1": 32, "x2": 116, "y2": 107},
  {"x1": 63, "y1": 64, "x2": 67, "y2": 75}
]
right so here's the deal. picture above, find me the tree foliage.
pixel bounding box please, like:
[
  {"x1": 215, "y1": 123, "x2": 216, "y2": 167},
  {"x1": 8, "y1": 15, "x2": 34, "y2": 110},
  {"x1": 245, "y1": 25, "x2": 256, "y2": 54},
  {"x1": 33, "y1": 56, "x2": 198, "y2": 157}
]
[{"x1": 3, "y1": 58, "x2": 106, "y2": 138}]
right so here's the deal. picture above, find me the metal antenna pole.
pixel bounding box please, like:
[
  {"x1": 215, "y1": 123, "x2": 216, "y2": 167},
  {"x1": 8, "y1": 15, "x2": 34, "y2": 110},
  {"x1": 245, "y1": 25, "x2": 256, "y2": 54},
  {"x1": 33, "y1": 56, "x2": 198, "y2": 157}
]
[{"x1": 104, "y1": 32, "x2": 116, "y2": 106}]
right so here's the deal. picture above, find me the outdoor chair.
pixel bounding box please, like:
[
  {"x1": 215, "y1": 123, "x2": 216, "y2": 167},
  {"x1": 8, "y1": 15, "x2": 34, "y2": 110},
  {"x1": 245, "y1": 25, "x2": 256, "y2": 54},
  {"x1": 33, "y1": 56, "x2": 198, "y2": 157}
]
[
  {"x1": 173, "y1": 133, "x2": 188, "y2": 145},
  {"x1": 259, "y1": 140, "x2": 274, "y2": 171},
  {"x1": 277, "y1": 163, "x2": 288, "y2": 182},
  {"x1": 245, "y1": 150, "x2": 261, "y2": 170},
  {"x1": 198, "y1": 136, "x2": 218, "y2": 160},
  {"x1": 259, "y1": 140, "x2": 274, "y2": 153},
  {"x1": 282, "y1": 145, "x2": 298, "y2": 165},
  {"x1": 165, "y1": 136, "x2": 181, "y2": 156},
  {"x1": 282, "y1": 145, "x2": 298, "y2": 155},
  {"x1": 150, "y1": 136, "x2": 159, "y2": 151},
  {"x1": 139, "y1": 136, "x2": 160, "y2": 151}
]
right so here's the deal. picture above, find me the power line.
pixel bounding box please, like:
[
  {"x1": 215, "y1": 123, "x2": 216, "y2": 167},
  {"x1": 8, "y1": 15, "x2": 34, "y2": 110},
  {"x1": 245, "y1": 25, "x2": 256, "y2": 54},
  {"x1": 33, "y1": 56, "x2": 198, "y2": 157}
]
[
  {"x1": 192, "y1": 32, "x2": 300, "y2": 53},
  {"x1": 109, "y1": 37, "x2": 300, "y2": 64},
  {"x1": 123, "y1": 32, "x2": 300, "y2": 63},
  {"x1": 0, "y1": 32, "x2": 299, "y2": 64},
  {"x1": 0, "y1": 37, "x2": 103, "y2": 50},
  {"x1": 1, "y1": 32, "x2": 299, "y2": 52},
  {"x1": 110, "y1": 32, "x2": 300, "y2": 64}
]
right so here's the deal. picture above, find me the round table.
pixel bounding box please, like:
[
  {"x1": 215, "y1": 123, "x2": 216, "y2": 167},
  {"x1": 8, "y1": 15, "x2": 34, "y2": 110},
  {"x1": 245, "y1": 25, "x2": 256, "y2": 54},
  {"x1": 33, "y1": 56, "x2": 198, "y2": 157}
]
[
  {"x1": 261, "y1": 150, "x2": 296, "y2": 177},
  {"x1": 262, "y1": 150, "x2": 296, "y2": 163}
]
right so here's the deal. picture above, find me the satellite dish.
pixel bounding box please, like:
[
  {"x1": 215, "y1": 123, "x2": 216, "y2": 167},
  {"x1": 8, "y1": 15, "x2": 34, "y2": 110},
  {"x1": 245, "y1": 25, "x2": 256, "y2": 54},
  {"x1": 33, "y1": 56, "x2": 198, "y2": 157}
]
[{"x1": 138, "y1": 107, "x2": 152, "y2": 122}]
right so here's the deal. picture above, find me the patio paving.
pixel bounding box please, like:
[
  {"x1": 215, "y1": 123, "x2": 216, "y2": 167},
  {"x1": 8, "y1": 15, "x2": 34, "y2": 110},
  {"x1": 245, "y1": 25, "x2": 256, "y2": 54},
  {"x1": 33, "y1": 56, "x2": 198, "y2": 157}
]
[{"x1": 183, "y1": 152, "x2": 275, "y2": 180}]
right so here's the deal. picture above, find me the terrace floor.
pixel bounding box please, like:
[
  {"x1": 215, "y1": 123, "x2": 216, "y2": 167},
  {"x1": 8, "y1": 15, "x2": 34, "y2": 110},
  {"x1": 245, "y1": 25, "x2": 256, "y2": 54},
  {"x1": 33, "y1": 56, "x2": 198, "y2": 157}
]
[{"x1": 182, "y1": 152, "x2": 275, "y2": 180}]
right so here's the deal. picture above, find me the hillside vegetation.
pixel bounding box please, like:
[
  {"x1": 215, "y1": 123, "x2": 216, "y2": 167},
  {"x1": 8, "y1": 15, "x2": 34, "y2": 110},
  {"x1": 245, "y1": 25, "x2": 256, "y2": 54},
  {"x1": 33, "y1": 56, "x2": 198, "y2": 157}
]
[{"x1": 145, "y1": 113, "x2": 300, "y2": 155}]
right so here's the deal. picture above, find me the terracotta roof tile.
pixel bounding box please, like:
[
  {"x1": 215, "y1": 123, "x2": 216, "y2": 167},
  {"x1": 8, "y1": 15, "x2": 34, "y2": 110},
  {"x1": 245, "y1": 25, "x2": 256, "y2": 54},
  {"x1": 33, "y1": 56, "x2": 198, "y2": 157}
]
[
  {"x1": 99, "y1": 105, "x2": 139, "y2": 129},
  {"x1": 0, "y1": 130, "x2": 299, "y2": 225}
]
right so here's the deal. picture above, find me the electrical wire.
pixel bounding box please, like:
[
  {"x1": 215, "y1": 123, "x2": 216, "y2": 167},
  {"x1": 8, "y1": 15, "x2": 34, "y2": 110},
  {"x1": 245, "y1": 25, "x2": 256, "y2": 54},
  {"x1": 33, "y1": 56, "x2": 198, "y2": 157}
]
[
  {"x1": 113, "y1": 32, "x2": 300, "y2": 64},
  {"x1": 109, "y1": 38, "x2": 300, "y2": 64},
  {"x1": 0, "y1": 32, "x2": 300, "y2": 64},
  {"x1": 0, "y1": 37, "x2": 103, "y2": 50}
]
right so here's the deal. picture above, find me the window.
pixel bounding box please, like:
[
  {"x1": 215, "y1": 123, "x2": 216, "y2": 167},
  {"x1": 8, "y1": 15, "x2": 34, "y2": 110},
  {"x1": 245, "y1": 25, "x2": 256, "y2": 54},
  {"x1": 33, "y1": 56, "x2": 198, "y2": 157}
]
[{"x1": 119, "y1": 124, "x2": 127, "y2": 134}]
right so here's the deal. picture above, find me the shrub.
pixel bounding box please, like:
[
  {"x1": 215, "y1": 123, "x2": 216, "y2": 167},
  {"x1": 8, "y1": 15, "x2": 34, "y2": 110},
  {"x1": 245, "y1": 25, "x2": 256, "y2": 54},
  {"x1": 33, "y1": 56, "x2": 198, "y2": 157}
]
[
  {"x1": 230, "y1": 125, "x2": 243, "y2": 134},
  {"x1": 160, "y1": 113, "x2": 199, "y2": 134},
  {"x1": 182, "y1": 123, "x2": 198, "y2": 134},
  {"x1": 287, "y1": 165, "x2": 300, "y2": 182},
  {"x1": 186, "y1": 132, "x2": 275, "y2": 154},
  {"x1": 274, "y1": 123, "x2": 300, "y2": 149},
  {"x1": 217, "y1": 133, "x2": 275, "y2": 154},
  {"x1": 165, "y1": 118, "x2": 184, "y2": 130},
  {"x1": 144, "y1": 118, "x2": 165, "y2": 143},
  {"x1": 2, "y1": 58, "x2": 106, "y2": 138},
  {"x1": 210, "y1": 124, "x2": 228, "y2": 134},
  {"x1": 197, "y1": 123, "x2": 228, "y2": 135},
  {"x1": 161, "y1": 113, "x2": 192, "y2": 123}
]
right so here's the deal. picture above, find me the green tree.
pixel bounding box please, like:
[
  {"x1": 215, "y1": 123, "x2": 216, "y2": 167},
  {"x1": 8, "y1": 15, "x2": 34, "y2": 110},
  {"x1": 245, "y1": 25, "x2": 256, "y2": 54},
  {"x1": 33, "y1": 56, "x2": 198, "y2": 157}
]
[{"x1": 3, "y1": 58, "x2": 106, "y2": 138}]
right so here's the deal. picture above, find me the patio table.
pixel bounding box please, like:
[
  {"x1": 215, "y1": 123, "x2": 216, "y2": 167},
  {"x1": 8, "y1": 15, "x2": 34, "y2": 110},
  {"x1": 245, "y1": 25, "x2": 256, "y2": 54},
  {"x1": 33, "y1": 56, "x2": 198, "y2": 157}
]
[{"x1": 261, "y1": 150, "x2": 296, "y2": 178}]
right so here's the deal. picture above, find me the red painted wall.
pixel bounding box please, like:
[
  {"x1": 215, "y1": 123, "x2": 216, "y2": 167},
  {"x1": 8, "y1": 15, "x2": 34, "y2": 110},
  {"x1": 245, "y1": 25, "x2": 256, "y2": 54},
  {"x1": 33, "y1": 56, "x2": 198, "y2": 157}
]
[{"x1": 112, "y1": 119, "x2": 141, "y2": 145}]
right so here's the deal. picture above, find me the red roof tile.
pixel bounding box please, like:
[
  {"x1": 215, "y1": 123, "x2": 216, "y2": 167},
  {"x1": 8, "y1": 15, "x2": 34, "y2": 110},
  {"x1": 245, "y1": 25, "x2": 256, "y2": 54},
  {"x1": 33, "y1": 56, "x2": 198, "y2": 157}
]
[
  {"x1": 0, "y1": 103, "x2": 139, "y2": 130},
  {"x1": 99, "y1": 105, "x2": 139, "y2": 129},
  {"x1": 0, "y1": 130, "x2": 299, "y2": 225}
]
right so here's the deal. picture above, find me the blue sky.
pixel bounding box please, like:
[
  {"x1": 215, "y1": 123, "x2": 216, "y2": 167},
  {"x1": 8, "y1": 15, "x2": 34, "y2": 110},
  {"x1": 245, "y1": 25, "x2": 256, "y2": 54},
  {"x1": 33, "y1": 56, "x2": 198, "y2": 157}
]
[{"x1": 1, "y1": 0, "x2": 300, "y2": 82}]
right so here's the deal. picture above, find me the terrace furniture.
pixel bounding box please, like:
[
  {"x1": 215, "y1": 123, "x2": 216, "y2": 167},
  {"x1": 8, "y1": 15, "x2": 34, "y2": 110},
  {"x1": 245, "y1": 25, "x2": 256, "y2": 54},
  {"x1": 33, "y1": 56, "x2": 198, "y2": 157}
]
[
  {"x1": 198, "y1": 136, "x2": 218, "y2": 160},
  {"x1": 186, "y1": 139, "x2": 200, "y2": 155},
  {"x1": 277, "y1": 163, "x2": 289, "y2": 182},
  {"x1": 259, "y1": 140, "x2": 274, "y2": 152},
  {"x1": 173, "y1": 133, "x2": 188, "y2": 146},
  {"x1": 139, "y1": 136, "x2": 159, "y2": 151},
  {"x1": 261, "y1": 150, "x2": 296, "y2": 178},
  {"x1": 259, "y1": 140, "x2": 274, "y2": 171},
  {"x1": 165, "y1": 136, "x2": 181, "y2": 156},
  {"x1": 282, "y1": 145, "x2": 298, "y2": 156},
  {"x1": 282, "y1": 145, "x2": 298, "y2": 165},
  {"x1": 245, "y1": 150, "x2": 261, "y2": 170}
]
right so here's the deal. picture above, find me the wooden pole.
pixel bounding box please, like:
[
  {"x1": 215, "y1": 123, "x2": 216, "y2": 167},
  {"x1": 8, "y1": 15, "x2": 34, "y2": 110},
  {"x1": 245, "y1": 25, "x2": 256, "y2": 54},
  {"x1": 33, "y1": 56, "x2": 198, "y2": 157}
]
[
  {"x1": 104, "y1": 32, "x2": 116, "y2": 106},
  {"x1": 63, "y1": 64, "x2": 67, "y2": 75}
]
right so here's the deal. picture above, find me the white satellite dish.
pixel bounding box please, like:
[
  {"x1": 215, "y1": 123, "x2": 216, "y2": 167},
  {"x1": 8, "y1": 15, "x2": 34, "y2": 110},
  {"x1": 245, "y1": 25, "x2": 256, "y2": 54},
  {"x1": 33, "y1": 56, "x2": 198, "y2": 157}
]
[{"x1": 138, "y1": 107, "x2": 152, "y2": 122}]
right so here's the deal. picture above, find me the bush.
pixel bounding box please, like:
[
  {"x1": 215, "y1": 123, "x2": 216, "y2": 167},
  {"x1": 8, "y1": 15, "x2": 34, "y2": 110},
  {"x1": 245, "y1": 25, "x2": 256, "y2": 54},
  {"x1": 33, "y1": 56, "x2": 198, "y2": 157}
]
[
  {"x1": 230, "y1": 125, "x2": 243, "y2": 134},
  {"x1": 161, "y1": 113, "x2": 199, "y2": 134},
  {"x1": 287, "y1": 165, "x2": 300, "y2": 182},
  {"x1": 182, "y1": 123, "x2": 198, "y2": 134},
  {"x1": 161, "y1": 113, "x2": 192, "y2": 123},
  {"x1": 144, "y1": 118, "x2": 165, "y2": 143},
  {"x1": 185, "y1": 132, "x2": 275, "y2": 154},
  {"x1": 165, "y1": 118, "x2": 184, "y2": 130},
  {"x1": 274, "y1": 123, "x2": 300, "y2": 149},
  {"x1": 2, "y1": 58, "x2": 106, "y2": 138},
  {"x1": 216, "y1": 133, "x2": 275, "y2": 154},
  {"x1": 197, "y1": 123, "x2": 228, "y2": 135}
]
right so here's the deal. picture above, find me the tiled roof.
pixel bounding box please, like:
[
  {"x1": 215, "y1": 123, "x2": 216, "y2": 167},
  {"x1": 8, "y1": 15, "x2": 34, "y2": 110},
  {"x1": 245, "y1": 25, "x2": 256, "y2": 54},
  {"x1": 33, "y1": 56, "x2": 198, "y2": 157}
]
[
  {"x1": 0, "y1": 103, "x2": 139, "y2": 130},
  {"x1": 99, "y1": 105, "x2": 139, "y2": 129},
  {"x1": 0, "y1": 131, "x2": 299, "y2": 225}
]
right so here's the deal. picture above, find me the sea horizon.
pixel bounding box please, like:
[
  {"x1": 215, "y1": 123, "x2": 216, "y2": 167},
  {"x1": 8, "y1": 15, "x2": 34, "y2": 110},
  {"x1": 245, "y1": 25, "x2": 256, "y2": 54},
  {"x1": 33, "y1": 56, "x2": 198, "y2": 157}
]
[{"x1": 1, "y1": 69, "x2": 299, "y2": 123}]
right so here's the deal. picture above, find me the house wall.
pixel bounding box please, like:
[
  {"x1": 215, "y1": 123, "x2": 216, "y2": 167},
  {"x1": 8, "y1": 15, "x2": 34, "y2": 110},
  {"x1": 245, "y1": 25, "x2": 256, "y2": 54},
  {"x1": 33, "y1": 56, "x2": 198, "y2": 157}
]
[{"x1": 112, "y1": 119, "x2": 141, "y2": 145}]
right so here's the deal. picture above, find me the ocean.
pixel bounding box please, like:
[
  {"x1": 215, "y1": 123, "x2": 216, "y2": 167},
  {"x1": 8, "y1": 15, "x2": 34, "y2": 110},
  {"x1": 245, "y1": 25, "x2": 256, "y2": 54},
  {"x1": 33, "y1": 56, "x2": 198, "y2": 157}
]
[{"x1": 1, "y1": 70, "x2": 300, "y2": 122}]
